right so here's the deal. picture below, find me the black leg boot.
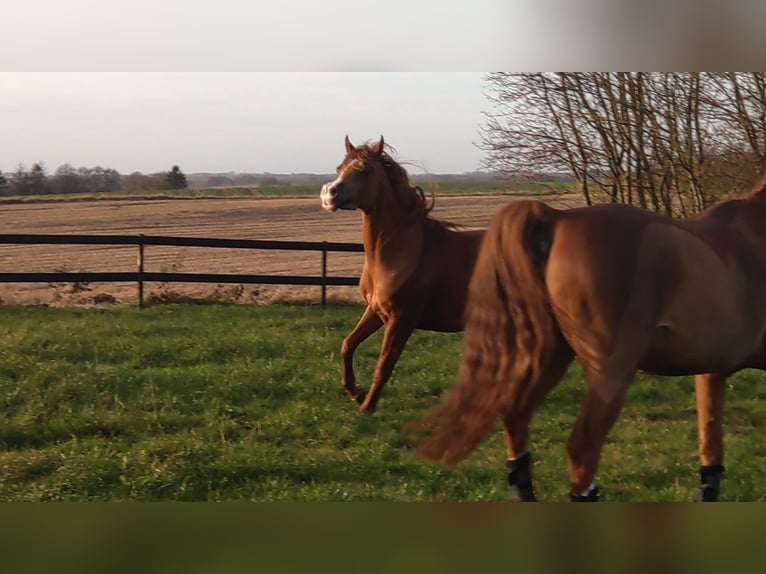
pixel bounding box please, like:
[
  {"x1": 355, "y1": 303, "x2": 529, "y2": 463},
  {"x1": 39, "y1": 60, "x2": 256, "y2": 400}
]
[
  {"x1": 569, "y1": 485, "x2": 601, "y2": 502},
  {"x1": 700, "y1": 465, "x2": 725, "y2": 502},
  {"x1": 506, "y1": 452, "x2": 537, "y2": 502}
]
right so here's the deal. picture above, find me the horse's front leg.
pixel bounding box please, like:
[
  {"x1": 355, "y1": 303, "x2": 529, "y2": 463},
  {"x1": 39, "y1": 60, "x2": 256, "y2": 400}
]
[
  {"x1": 695, "y1": 373, "x2": 727, "y2": 502},
  {"x1": 358, "y1": 316, "x2": 417, "y2": 414},
  {"x1": 341, "y1": 305, "x2": 383, "y2": 405}
]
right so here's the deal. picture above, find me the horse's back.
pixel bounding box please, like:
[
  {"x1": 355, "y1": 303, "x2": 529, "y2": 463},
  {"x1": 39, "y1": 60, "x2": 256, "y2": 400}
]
[{"x1": 544, "y1": 203, "x2": 766, "y2": 374}]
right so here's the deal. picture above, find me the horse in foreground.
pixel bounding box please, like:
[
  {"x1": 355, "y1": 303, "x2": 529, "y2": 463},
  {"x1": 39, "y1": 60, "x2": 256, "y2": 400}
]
[
  {"x1": 408, "y1": 174, "x2": 766, "y2": 501},
  {"x1": 320, "y1": 136, "x2": 484, "y2": 413}
]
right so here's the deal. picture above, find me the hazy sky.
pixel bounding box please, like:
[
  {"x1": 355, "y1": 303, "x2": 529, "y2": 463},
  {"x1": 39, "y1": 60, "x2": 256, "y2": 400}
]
[{"x1": 1, "y1": 73, "x2": 489, "y2": 175}]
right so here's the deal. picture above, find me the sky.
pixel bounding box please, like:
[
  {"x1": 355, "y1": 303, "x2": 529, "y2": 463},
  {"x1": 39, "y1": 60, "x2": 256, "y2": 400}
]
[
  {"x1": 1, "y1": 1, "x2": 751, "y2": 178},
  {"x1": 1, "y1": 73, "x2": 490, "y2": 175}
]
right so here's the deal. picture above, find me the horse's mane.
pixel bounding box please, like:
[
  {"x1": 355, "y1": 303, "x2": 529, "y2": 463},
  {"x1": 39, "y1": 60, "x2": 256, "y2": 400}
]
[
  {"x1": 745, "y1": 169, "x2": 766, "y2": 200},
  {"x1": 349, "y1": 142, "x2": 460, "y2": 229}
]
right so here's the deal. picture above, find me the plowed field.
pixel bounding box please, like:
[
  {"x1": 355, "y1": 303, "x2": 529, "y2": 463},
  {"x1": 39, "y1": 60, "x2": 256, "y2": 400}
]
[{"x1": 0, "y1": 194, "x2": 581, "y2": 306}]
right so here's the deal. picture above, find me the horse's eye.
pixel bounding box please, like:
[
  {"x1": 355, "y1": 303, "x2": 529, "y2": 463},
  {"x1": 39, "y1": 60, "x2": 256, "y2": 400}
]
[{"x1": 360, "y1": 164, "x2": 371, "y2": 174}]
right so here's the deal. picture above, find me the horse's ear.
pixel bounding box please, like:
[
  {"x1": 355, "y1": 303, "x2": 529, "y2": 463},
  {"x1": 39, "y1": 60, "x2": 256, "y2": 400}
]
[
  {"x1": 372, "y1": 135, "x2": 385, "y2": 157},
  {"x1": 344, "y1": 135, "x2": 355, "y2": 154}
]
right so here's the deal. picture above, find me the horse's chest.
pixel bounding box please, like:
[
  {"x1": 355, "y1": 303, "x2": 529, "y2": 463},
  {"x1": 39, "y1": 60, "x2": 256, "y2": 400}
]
[
  {"x1": 359, "y1": 270, "x2": 414, "y2": 324},
  {"x1": 362, "y1": 288, "x2": 399, "y2": 324}
]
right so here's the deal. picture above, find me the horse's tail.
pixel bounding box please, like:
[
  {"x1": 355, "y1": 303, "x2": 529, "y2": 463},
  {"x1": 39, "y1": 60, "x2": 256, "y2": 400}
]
[{"x1": 406, "y1": 200, "x2": 560, "y2": 466}]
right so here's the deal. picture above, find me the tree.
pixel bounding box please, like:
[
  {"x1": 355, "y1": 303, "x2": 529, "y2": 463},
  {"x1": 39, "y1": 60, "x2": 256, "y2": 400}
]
[
  {"x1": 166, "y1": 165, "x2": 187, "y2": 189},
  {"x1": 53, "y1": 164, "x2": 87, "y2": 195},
  {"x1": 11, "y1": 162, "x2": 51, "y2": 195},
  {"x1": 122, "y1": 171, "x2": 154, "y2": 192},
  {"x1": 28, "y1": 162, "x2": 49, "y2": 194},
  {"x1": 48, "y1": 164, "x2": 123, "y2": 195},
  {"x1": 0, "y1": 169, "x2": 7, "y2": 194},
  {"x1": 481, "y1": 72, "x2": 766, "y2": 217}
]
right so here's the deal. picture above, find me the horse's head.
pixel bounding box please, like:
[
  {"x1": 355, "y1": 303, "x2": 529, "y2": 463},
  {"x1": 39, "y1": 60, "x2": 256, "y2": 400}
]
[{"x1": 321, "y1": 135, "x2": 386, "y2": 213}]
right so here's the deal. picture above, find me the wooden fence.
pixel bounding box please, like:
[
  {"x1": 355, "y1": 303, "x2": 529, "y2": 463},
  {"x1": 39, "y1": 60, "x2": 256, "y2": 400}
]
[{"x1": 0, "y1": 234, "x2": 364, "y2": 308}]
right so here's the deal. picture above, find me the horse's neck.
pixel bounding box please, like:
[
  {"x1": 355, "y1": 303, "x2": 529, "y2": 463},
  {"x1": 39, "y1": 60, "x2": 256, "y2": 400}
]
[
  {"x1": 361, "y1": 209, "x2": 423, "y2": 260},
  {"x1": 744, "y1": 197, "x2": 766, "y2": 242},
  {"x1": 360, "y1": 200, "x2": 424, "y2": 293},
  {"x1": 747, "y1": 192, "x2": 766, "y2": 212},
  {"x1": 700, "y1": 194, "x2": 766, "y2": 245},
  {"x1": 740, "y1": 175, "x2": 766, "y2": 226}
]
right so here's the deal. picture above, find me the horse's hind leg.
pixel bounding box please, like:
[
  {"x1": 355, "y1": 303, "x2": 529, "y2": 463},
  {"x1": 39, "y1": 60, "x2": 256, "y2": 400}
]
[
  {"x1": 566, "y1": 369, "x2": 634, "y2": 501},
  {"x1": 695, "y1": 373, "x2": 727, "y2": 502},
  {"x1": 341, "y1": 306, "x2": 383, "y2": 405},
  {"x1": 503, "y1": 341, "x2": 575, "y2": 502}
]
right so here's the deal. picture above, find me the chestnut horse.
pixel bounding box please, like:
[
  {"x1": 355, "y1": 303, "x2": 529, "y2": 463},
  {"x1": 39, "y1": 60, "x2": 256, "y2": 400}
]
[
  {"x1": 320, "y1": 136, "x2": 485, "y2": 413},
  {"x1": 409, "y1": 173, "x2": 766, "y2": 501}
]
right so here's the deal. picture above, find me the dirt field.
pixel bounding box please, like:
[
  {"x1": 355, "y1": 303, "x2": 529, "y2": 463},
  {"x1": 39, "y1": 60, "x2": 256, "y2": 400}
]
[{"x1": 0, "y1": 194, "x2": 581, "y2": 306}]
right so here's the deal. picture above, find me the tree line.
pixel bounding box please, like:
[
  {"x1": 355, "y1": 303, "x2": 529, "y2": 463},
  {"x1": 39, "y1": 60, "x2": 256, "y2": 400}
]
[
  {"x1": 0, "y1": 163, "x2": 187, "y2": 196},
  {"x1": 481, "y1": 72, "x2": 766, "y2": 216}
]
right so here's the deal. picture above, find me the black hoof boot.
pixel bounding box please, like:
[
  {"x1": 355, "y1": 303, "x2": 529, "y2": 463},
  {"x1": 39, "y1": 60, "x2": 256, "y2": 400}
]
[
  {"x1": 700, "y1": 465, "x2": 725, "y2": 502},
  {"x1": 506, "y1": 452, "x2": 537, "y2": 502},
  {"x1": 570, "y1": 486, "x2": 600, "y2": 502}
]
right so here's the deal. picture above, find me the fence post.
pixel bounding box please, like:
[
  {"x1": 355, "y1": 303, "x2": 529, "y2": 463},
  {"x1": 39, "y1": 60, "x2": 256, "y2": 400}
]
[
  {"x1": 137, "y1": 234, "x2": 145, "y2": 309},
  {"x1": 321, "y1": 241, "x2": 328, "y2": 308}
]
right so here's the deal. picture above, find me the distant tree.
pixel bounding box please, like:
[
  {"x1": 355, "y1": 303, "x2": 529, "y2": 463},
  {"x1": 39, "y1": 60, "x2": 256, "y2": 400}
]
[
  {"x1": 101, "y1": 168, "x2": 123, "y2": 192},
  {"x1": 11, "y1": 162, "x2": 51, "y2": 195},
  {"x1": 78, "y1": 166, "x2": 122, "y2": 193},
  {"x1": 122, "y1": 171, "x2": 168, "y2": 192},
  {"x1": 122, "y1": 171, "x2": 153, "y2": 192},
  {"x1": 166, "y1": 165, "x2": 187, "y2": 189},
  {"x1": 29, "y1": 162, "x2": 49, "y2": 194},
  {"x1": 0, "y1": 169, "x2": 7, "y2": 193},
  {"x1": 206, "y1": 175, "x2": 235, "y2": 187},
  {"x1": 53, "y1": 163, "x2": 87, "y2": 194},
  {"x1": 50, "y1": 164, "x2": 123, "y2": 195}
]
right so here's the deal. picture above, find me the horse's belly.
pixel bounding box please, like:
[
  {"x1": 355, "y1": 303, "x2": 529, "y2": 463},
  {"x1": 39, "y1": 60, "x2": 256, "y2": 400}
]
[
  {"x1": 415, "y1": 297, "x2": 464, "y2": 332},
  {"x1": 640, "y1": 311, "x2": 756, "y2": 374}
]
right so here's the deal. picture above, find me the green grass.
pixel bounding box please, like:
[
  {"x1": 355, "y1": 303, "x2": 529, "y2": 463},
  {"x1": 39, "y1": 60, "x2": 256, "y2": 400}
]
[{"x1": 0, "y1": 303, "x2": 764, "y2": 501}]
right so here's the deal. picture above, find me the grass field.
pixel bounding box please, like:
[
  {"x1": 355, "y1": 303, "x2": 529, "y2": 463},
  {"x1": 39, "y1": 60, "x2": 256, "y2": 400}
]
[{"x1": 1, "y1": 303, "x2": 765, "y2": 502}]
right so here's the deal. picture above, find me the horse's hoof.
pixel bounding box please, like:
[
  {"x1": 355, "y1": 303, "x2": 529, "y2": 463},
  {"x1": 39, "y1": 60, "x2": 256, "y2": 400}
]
[
  {"x1": 569, "y1": 485, "x2": 600, "y2": 502},
  {"x1": 345, "y1": 385, "x2": 367, "y2": 405},
  {"x1": 358, "y1": 401, "x2": 376, "y2": 415},
  {"x1": 352, "y1": 387, "x2": 367, "y2": 406},
  {"x1": 359, "y1": 393, "x2": 377, "y2": 415}
]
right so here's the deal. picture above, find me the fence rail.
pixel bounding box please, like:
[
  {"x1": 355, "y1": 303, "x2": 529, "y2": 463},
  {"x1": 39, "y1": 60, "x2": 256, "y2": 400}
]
[{"x1": 0, "y1": 234, "x2": 365, "y2": 307}]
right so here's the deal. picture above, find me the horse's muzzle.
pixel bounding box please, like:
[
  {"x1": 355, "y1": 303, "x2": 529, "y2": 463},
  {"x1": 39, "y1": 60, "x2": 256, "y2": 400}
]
[{"x1": 320, "y1": 182, "x2": 351, "y2": 211}]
